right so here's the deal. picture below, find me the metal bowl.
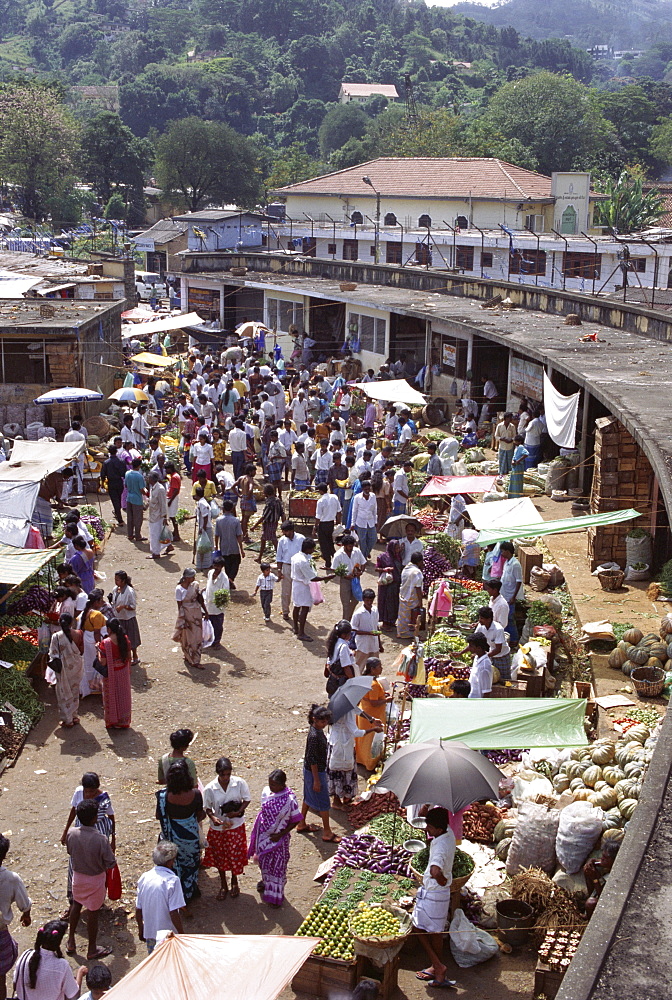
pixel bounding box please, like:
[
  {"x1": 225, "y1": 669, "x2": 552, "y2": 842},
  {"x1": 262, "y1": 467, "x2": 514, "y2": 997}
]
[
  {"x1": 403, "y1": 838, "x2": 426, "y2": 854},
  {"x1": 409, "y1": 816, "x2": 427, "y2": 830}
]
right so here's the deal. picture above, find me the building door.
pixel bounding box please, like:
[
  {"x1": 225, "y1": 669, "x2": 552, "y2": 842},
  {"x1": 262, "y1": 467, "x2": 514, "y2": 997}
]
[
  {"x1": 343, "y1": 239, "x2": 359, "y2": 261},
  {"x1": 309, "y1": 298, "x2": 345, "y2": 356},
  {"x1": 386, "y1": 242, "x2": 402, "y2": 264},
  {"x1": 415, "y1": 242, "x2": 431, "y2": 266},
  {"x1": 146, "y1": 251, "x2": 167, "y2": 274},
  {"x1": 561, "y1": 205, "x2": 577, "y2": 234},
  {"x1": 302, "y1": 237, "x2": 317, "y2": 256}
]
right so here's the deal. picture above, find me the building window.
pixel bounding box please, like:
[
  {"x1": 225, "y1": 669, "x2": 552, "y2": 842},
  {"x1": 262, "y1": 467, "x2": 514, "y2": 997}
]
[
  {"x1": 510, "y1": 249, "x2": 547, "y2": 276},
  {"x1": 327, "y1": 243, "x2": 337, "y2": 255},
  {"x1": 267, "y1": 297, "x2": 303, "y2": 333},
  {"x1": 343, "y1": 239, "x2": 358, "y2": 260},
  {"x1": 386, "y1": 242, "x2": 402, "y2": 264},
  {"x1": 416, "y1": 242, "x2": 432, "y2": 266},
  {"x1": 418, "y1": 214, "x2": 432, "y2": 229},
  {"x1": 562, "y1": 251, "x2": 601, "y2": 279},
  {"x1": 481, "y1": 251, "x2": 493, "y2": 268},
  {"x1": 1, "y1": 339, "x2": 52, "y2": 384},
  {"x1": 302, "y1": 237, "x2": 316, "y2": 256},
  {"x1": 456, "y1": 215, "x2": 468, "y2": 229},
  {"x1": 350, "y1": 212, "x2": 363, "y2": 225},
  {"x1": 629, "y1": 257, "x2": 646, "y2": 273},
  {"x1": 456, "y1": 245, "x2": 474, "y2": 270},
  {"x1": 350, "y1": 312, "x2": 386, "y2": 354},
  {"x1": 384, "y1": 212, "x2": 398, "y2": 226},
  {"x1": 370, "y1": 246, "x2": 376, "y2": 256}
]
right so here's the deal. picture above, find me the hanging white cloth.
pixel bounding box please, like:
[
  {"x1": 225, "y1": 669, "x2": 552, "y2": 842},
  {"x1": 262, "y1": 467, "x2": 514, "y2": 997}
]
[{"x1": 543, "y1": 372, "x2": 580, "y2": 449}]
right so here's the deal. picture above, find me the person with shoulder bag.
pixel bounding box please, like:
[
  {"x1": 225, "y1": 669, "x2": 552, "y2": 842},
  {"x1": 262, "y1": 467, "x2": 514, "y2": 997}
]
[
  {"x1": 324, "y1": 620, "x2": 356, "y2": 694},
  {"x1": 47, "y1": 614, "x2": 84, "y2": 729}
]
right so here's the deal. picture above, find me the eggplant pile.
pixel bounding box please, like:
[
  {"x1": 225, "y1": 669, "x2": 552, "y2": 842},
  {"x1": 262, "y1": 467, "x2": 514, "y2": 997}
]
[{"x1": 332, "y1": 833, "x2": 412, "y2": 877}]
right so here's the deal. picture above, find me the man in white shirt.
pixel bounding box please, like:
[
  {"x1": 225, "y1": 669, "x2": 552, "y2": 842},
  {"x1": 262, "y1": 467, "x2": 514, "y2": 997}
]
[
  {"x1": 483, "y1": 578, "x2": 509, "y2": 630},
  {"x1": 475, "y1": 606, "x2": 512, "y2": 680},
  {"x1": 372, "y1": 444, "x2": 393, "y2": 471},
  {"x1": 483, "y1": 378, "x2": 497, "y2": 401},
  {"x1": 276, "y1": 522, "x2": 305, "y2": 620},
  {"x1": 131, "y1": 406, "x2": 150, "y2": 449},
  {"x1": 147, "y1": 472, "x2": 172, "y2": 560},
  {"x1": 313, "y1": 440, "x2": 333, "y2": 485},
  {"x1": 524, "y1": 414, "x2": 543, "y2": 469},
  {"x1": 393, "y1": 461, "x2": 412, "y2": 515},
  {"x1": 494, "y1": 413, "x2": 516, "y2": 475},
  {"x1": 397, "y1": 416, "x2": 413, "y2": 450},
  {"x1": 353, "y1": 451, "x2": 373, "y2": 479},
  {"x1": 64, "y1": 421, "x2": 86, "y2": 493},
  {"x1": 291, "y1": 391, "x2": 309, "y2": 425},
  {"x1": 413, "y1": 807, "x2": 456, "y2": 988},
  {"x1": 191, "y1": 430, "x2": 214, "y2": 480},
  {"x1": 350, "y1": 479, "x2": 378, "y2": 559},
  {"x1": 331, "y1": 534, "x2": 366, "y2": 620},
  {"x1": 401, "y1": 522, "x2": 424, "y2": 566},
  {"x1": 227, "y1": 420, "x2": 248, "y2": 480},
  {"x1": 135, "y1": 842, "x2": 184, "y2": 953},
  {"x1": 351, "y1": 588, "x2": 382, "y2": 671},
  {"x1": 466, "y1": 633, "x2": 493, "y2": 698},
  {"x1": 499, "y1": 541, "x2": 523, "y2": 643},
  {"x1": 314, "y1": 484, "x2": 341, "y2": 570}
]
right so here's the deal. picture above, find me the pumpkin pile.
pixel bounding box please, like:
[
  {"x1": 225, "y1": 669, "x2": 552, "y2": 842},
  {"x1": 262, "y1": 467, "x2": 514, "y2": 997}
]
[
  {"x1": 608, "y1": 625, "x2": 671, "y2": 677},
  {"x1": 551, "y1": 728, "x2": 653, "y2": 828}
]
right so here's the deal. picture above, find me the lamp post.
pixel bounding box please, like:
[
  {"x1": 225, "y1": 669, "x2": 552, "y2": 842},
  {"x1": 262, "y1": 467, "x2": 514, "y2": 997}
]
[{"x1": 362, "y1": 175, "x2": 381, "y2": 263}]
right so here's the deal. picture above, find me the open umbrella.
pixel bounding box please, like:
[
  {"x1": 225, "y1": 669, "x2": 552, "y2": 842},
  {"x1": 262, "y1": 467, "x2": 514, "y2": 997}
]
[
  {"x1": 34, "y1": 386, "x2": 103, "y2": 424},
  {"x1": 328, "y1": 676, "x2": 373, "y2": 722},
  {"x1": 237, "y1": 321, "x2": 271, "y2": 340},
  {"x1": 109, "y1": 387, "x2": 149, "y2": 403},
  {"x1": 376, "y1": 739, "x2": 505, "y2": 814},
  {"x1": 379, "y1": 514, "x2": 424, "y2": 539}
]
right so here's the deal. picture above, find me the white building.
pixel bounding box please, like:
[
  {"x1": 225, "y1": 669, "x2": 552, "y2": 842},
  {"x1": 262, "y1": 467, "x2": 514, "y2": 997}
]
[{"x1": 338, "y1": 83, "x2": 399, "y2": 104}]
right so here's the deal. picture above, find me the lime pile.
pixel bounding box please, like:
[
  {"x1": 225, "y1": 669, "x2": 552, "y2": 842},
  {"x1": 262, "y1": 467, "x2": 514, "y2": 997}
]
[
  {"x1": 350, "y1": 903, "x2": 401, "y2": 940},
  {"x1": 296, "y1": 903, "x2": 354, "y2": 961}
]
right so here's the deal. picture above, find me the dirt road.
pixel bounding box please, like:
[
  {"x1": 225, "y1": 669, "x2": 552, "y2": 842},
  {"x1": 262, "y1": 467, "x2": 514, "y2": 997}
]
[{"x1": 1, "y1": 491, "x2": 535, "y2": 998}]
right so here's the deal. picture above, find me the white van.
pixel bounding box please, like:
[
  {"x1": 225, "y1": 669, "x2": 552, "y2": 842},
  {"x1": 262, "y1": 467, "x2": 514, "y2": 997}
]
[{"x1": 135, "y1": 271, "x2": 167, "y2": 301}]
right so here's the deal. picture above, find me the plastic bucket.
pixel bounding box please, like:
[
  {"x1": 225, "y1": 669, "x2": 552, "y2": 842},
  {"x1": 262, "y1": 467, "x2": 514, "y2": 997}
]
[{"x1": 495, "y1": 899, "x2": 534, "y2": 947}]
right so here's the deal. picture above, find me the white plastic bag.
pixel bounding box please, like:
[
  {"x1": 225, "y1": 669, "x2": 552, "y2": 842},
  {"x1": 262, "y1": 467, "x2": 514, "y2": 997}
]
[
  {"x1": 624, "y1": 563, "x2": 650, "y2": 581},
  {"x1": 555, "y1": 801, "x2": 604, "y2": 874},
  {"x1": 202, "y1": 618, "x2": 215, "y2": 648},
  {"x1": 512, "y1": 774, "x2": 553, "y2": 805},
  {"x1": 506, "y1": 801, "x2": 560, "y2": 875},
  {"x1": 449, "y1": 910, "x2": 499, "y2": 968}
]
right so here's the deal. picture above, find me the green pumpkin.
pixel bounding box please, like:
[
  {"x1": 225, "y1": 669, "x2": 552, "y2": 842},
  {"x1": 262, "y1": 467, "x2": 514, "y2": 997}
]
[
  {"x1": 629, "y1": 647, "x2": 650, "y2": 666},
  {"x1": 602, "y1": 766, "x2": 625, "y2": 786},
  {"x1": 621, "y1": 660, "x2": 635, "y2": 676},
  {"x1": 619, "y1": 798, "x2": 638, "y2": 820},
  {"x1": 583, "y1": 765, "x2": 602, "y2": 788},
  {"x1": 623, "y1": 628, "x2": 643, "y2": 645}
]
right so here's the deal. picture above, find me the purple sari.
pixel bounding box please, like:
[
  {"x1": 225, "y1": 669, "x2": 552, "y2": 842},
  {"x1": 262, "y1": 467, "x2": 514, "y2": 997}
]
[{"x1": 248, "y1": 787, "x2": 302, "y2": 906}]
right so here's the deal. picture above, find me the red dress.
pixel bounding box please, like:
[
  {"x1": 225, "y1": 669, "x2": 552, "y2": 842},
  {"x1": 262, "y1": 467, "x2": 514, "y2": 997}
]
[{"x1": 98, "y1": 636, "x2": 132, "y2": 728}]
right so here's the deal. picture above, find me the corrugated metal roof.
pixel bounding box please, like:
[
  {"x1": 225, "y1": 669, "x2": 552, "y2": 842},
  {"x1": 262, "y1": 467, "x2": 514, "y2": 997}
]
[
  {"x1": 340, "y1": 83, "x2": 399, "y2": 97},
  {"x1": 275, "y1": 157, "x2": 556, "y2": 199},
  {"x1": 134, "y1": 219, "x2": 189, "y2": 241},
  {"x1": 172, "y1": 210, "x2": 268, "y2": 222}
]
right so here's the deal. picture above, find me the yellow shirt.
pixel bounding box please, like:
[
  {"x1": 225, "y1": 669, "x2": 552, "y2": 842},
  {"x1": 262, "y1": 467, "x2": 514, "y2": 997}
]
[{"x1": 191, "y1": 480, "x2": 217, "y2": 500}]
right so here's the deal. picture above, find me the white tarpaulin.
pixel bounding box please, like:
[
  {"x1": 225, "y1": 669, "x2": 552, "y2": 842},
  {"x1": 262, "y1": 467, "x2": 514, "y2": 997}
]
[
  {"x1": 104, "y1": 934, "x2": 318, "y2": 1000},
  {"x1": 353, "y1": 378, "x2": 426, "y2": 406},
  {"x1": 466, "y1": 496, "x2": 543, "y2": 532},
  {"x1": 0, "y1": 440, "x2": 86, "y2": 483},
  {"x1": 0, "y1": 481, "x2": 40, "y2": 546},
  {"x1": 543, "y1": 372, "x2": 580, "y2": 449},
  {"x1": 121, "y1": 312, "x2": 203, "y2": 340}
]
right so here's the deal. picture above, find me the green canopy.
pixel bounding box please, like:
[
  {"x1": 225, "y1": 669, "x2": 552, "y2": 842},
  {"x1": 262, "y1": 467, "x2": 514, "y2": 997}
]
[
  {"x1": 477, "y1": 508, "x2": 641, "y2": 546},
  {"x1": 410, "y1": 698, "x2": 589, "y2": 749},
  {"x1": 0, "y1": 543, "x2": 60, "y2": 587}
]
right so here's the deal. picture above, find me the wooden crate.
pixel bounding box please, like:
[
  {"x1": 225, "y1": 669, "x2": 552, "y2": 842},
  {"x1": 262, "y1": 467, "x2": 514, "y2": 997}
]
[
  {"x1": 517, "y1": 545, "x2": 543, "y2": 584},
  {"x1": 291, "y1": 954, "x2": 357, "y2": 997},
  {"x1": 534, "y1": 959, "x2": 565, "y2": 999}
]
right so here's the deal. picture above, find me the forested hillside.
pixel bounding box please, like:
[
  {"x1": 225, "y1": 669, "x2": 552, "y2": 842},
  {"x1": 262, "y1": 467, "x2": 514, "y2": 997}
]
[{"x1": 2, "y1": 0, "x2": 672, "y2": 224}]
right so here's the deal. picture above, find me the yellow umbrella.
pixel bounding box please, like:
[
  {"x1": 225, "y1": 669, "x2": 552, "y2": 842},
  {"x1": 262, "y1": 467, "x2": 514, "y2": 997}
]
[{"x1": 108, "y1": 387, "x2": 149, "y2": 402}]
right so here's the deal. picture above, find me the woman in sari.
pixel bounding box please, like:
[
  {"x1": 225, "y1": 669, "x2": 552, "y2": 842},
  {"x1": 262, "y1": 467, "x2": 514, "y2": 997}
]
[
  {"x1": 97, "y1": 618, "x2": 132, "y2": 729},
  {"x1": 110, "y1": 570, "x2": 141, "y2": 665},
  {"x1": 48, "y1": 614, "x2": 83, "y2": 728},
  {"x1": 355, "y1": 658, "x2": 389, "y2": 771},
  {"x1": 174, "y1": 568, "x2": 209, "y2": 669},
  {"x1": 78, "y1": 589, "x2": 106, "y2": 698},
  {"x1": 507, "y1": 434, "x2": 529, "y2": 499},
  {"x1": 376, "y1": 540, "x2": 402, "y2": 630},
  {"x1": 248, "y1": 769, "x2": 302, "y2": 908},
  {"x1": 156, "y1": 760, "x2": 205, "y2": 902}
]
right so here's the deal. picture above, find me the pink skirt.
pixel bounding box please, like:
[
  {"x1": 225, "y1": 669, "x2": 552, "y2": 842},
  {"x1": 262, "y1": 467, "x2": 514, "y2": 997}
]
[{"x1": 72, "y1": 870, "x2": 107, "y2": 910}]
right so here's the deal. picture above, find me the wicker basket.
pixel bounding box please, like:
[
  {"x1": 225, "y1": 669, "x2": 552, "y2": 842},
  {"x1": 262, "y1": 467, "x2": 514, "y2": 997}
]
[
  {"x1": 348, "y1": 903, "x2": 411, "y2": 953},
  {"x1": 598, "y1": 569, "x2": 625, "y2": 591},
  {"x1": 339, "y1": 282, "x2": 357, "y2": 291},
  {"x1": 631, "y1": 665, "x2": 665, "y2": 697}
]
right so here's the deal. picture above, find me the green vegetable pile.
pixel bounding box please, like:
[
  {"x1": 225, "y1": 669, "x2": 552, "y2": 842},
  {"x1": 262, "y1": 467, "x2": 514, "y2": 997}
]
[
  {"x1": 0, "y1": 636, "x2": 38, "y2": 662},
  {"x1": 368, "y1": 813, "x2": 417, "y2": 845},
  {"x1": 321, "y1": 866, "x2": 415, "y2": 909},
  {"x1": 0, "y1": 667, "x2": 43, "y2": 724},
  {"x1": 612, "y1": 623, "x2": 634, "y2": 641},
  {"x1": 411, "y1": 846, "x2": 475, "y2": 880},
  {"x1": 213, "y1": 588, "x2": 230, "y2": 608},
  {"x1": 174, "y1": 508, "x2": 190, "y2": 525},
  {"x1": 658, "y1": 558, "x2": 672, "y2": 597},
  {"x1": 619, "y1": 706, "x2": 662, "y2": 730},
  {"x1": 427, "y1": 533, "x2": 462, "y2": 566},
  {"x1": 526, "y1": 600, "x2": 561, "y2": 628},
  {"x1": 425, "y1": 631, "x2": 467, "y2": 657}
]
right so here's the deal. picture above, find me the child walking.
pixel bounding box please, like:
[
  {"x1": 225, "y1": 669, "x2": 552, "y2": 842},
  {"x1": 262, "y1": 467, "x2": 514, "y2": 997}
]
[{"x1": 254, "y1": 563, "x2": 278, "y2": 623}]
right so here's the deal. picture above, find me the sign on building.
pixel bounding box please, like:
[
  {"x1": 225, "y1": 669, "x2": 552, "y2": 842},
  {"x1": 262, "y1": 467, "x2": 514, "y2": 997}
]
[
  {"x1": 551, "y1": 172, "x2": 591, "y2": 234},
  {"x1": 510, "y1": 356, "x2": 543, "y2": 401}
]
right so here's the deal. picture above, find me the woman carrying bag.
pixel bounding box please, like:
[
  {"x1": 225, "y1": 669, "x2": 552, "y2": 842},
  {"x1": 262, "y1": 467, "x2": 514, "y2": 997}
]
[
  {"x1": 324, "y1": 620, "x2": 356, "y2": 694},
  {"x1": 97, "y1": 618, "x2": 132, "y2": 730},
  {"x1": 47, "y1": 614, "x2": 83, "y2": 729}
]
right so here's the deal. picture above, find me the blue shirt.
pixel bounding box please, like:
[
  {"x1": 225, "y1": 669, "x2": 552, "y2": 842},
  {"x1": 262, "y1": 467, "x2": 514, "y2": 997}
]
[{"x1": 125, "y1": 469, "x2": 146, "y2": 505}]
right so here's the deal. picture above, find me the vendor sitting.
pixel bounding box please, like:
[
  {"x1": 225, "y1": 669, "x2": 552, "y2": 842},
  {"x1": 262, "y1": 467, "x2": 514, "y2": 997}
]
[
  {"x1": 414, "y1": 806, "x2": 457, "y2": 989},
  {"x1": 584, "y1": 839, "x2": 621, "y2": 917},
  {"x1": 474, "y1": 606, "x2": 512, "y2": 681},
  {"x1": 465, "y1": 632, "x2": 493, "y2": 698}
]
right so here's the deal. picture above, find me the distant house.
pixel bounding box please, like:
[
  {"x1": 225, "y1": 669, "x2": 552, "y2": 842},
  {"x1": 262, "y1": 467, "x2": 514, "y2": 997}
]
[
  {"x1": 172, "y1": 210, "x2": 269, "y2": 253},
  {"x1": 338, "y1": 83, "x2": 399, "y2": 104},
  {"x1": 71, "y1": 85, "x2": 120, "y2": 112},
  {"x1": 131, "y1": 219, "x2": 189, "y2": 275}
]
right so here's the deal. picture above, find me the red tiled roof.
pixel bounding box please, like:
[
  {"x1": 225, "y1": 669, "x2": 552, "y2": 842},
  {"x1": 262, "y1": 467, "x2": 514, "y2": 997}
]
[{"x1": 275, "y1": 157, "x2": 555, "y2": 200}]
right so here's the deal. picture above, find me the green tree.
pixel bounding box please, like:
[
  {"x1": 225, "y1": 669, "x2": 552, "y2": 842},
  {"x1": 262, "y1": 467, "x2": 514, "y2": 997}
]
[
  {"x1": 104, "y1": 192, "x2": 127, "y2": 219},
  {"x1": 80, "y1": 111, "x2": 152, "y2": 205},
  {"x1": 379, "y1": 108, "x2": 462, "y2": 157},
  {"x1": 479, "y1": 71, "x2": 613, "y2": 175},
  {"x1": 650, "y1": 117, "x2": 672, "y2": 166},
  {"x1": 0, "y1": 84, "x2": 79, "y2": 220},
  {"x1": 155, "y1": 116, "x2": 262, "y2": 211},
  {"x1": 264, "y1": 141, "x2": 320, "y2": 191},
  {"x1": 318, "y1": 102, "x2": 369, "y2": 158},
  {"x1": 595, "y1": 169, "x2": 666, "y2": 232}
]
